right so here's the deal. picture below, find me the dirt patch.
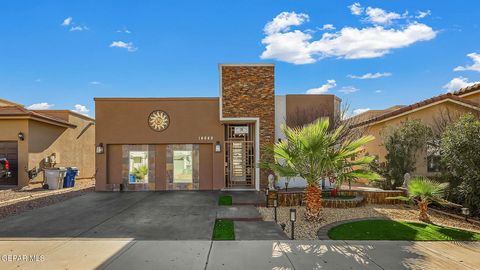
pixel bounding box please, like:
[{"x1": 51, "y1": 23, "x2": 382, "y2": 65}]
[{"x1": 0, "y1": 179, "x2": 94, "y2": 219}]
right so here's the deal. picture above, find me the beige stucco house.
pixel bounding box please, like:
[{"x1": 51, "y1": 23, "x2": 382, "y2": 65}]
[
  {"x1": 0, "y1": 99, "x2": 96, "y2": 187},
  {"x1": 94, "y1": 64, "x2": 341, "y2": 191},
  {"x1": 353, "y1": 83, "x2": 480, "y2": 177}
]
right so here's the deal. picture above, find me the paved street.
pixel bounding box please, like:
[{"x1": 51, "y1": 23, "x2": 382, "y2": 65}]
[{"x1": 0, "y1": 239, "x2": 479, "y2": 270}]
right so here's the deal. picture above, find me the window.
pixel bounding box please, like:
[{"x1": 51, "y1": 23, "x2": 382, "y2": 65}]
[
  {"x1": 173, "y1": 150, "x2": 193, "y2": 183},
  {"x1": 427, "y1": 140, "x2": 441, "y2": 172},
  {"x1": 121, "y1": 145, "x2": 155, "y2": 191},
  {"x1": 166, "y1": 144, "x2": 199, "y2": 190},
  {"x1": 128, "y1": 151, "x2": 149, "y2": 184}
]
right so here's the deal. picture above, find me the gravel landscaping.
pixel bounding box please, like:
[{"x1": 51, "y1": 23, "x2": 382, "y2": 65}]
[
  {"x1": 258, "y1": 204, "x2": 480, "y2": 240},
  {"x1": 0, "y1": 179, "x2": 94, "y2": 219}
]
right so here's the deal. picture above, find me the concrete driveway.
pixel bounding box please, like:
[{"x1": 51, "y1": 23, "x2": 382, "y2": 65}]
[
  {"x1": 0, "y1": 192, "x2": 219, "y2": 240},
  {"x1": 1, "y1": 192, "x2": 479, "y2": 269}
]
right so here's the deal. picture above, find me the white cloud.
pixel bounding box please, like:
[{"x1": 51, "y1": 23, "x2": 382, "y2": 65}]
[
  {"x1": 320, "y1": 24, "x2": 335, "y2": 31},
  {"x1": 348, "y1": 72, "x2": 392, "y2": 79},
  {"x1": 353, "y1": 108, "x2": 370, "y2": 115},
  {"x1": 375, "y1": 90, "x2": 382, "y2": 93},
  {"x1": 260, "y1": 11, "x2": 436, "y2": 64},
  {"x1": 89, "y1": 81, "x2": 102, "y2": 85},
  {"x1": 62, "y1": 17, "x2": 73, "y2": 26},
  {"x1": 70, "y1": 25, "x2": 89, "y2": 31},
  {"x1": 264, "y1": 12, "x2": 309, "y2": 35},
  {"x1": 339, "y1": 86, "x2": 359, "y2": 94},
  {"x1": 442, "y1": 77, "x2": 480, "y2": 93},
  {"x1": 454, "y1": 53, "x2": 480, "y2": 72},
  {"x1": 306, "y1": 79, "x2": 336, "y2": 94},
  {"x1": 27, "y1": 102, "x2": 54, "y2": 110},
  {"x1": 416, "y1": 10, "x2": 431, "y2": 19},
  {"x1": 109, "y1": 41, "x2": 138, "y2": 52},
  {"x1": 349, "y1": 3, "x2": 363, "y2": 15},
  {"x1": 116, "y1": 27, "x2": 131, "y2": 34},
  {"x1": 73, "y1": 104, "x2": 90, "y2": 115},
  {"x1": 364, "y1": 7, "x2": 403, "y2": 25}
]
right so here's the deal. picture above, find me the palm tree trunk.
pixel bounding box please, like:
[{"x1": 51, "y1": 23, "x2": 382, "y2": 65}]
[
  {"x1": 418, "y1": 201, "x2": 431, "y2": 223},
  {"x1": 304, "y1": 183, "x2": 322, "y2": 221}
]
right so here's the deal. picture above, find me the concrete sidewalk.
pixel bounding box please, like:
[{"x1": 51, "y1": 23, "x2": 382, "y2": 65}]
[{"x1": 0, "y1": 239, "x2": 478, "y2": 270}]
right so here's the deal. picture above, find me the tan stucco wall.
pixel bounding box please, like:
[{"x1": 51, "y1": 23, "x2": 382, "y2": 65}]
[
  {"x1": 28, "y1": 114, "x2": 96, "y2": 185},
  {"x1": 461, "y1": 91, "x2": 480, "y2": 104},
  {"x1": 95, "y1": 98, "x2": 225, "y2": 191},
  {"x1": 362, "y1": 102, "x2": 477, "y2": 177},
  {"x1": 0, "y1": 119, "x2": 29, "y2": 186},
  {"x1": 285, "y1": 95, "x2": 338, "y2": 126}
]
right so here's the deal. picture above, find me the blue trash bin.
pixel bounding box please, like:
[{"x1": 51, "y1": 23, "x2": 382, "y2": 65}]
[
  {"x1": 63, "y1": 167, "x2": 79, "y2": 188},
  {"x1": 70, "y1": 167, "x2": 78, "y2": 187}
]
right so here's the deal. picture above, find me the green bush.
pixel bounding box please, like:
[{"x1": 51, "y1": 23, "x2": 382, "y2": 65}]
[
  {"x1": 441, "y1": 114, "x2": 480, "y2": 216},
  {"x1": 370, "y1": 120, "x2": 432, "y2": 189}
]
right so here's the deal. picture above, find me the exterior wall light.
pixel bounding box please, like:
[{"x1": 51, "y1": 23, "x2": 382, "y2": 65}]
[
  {"x1": 215, "y1": 141, "x2": 221, "y2": 153},
  {"x1": 290, "y1": 208, "x2": 297, "y2": 239},
  {"x1": 18, "y1": 132, "x2": 25, "y2": 141},
  {"x1": 96, "y1": 143, "x2": 105, "y2": 154}
]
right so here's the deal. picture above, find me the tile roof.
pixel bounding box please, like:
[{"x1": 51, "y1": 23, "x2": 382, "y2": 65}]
[
  {"x1": 352, "y1": 93, "x2": 480, "y2": 127},
  {"x1": 453, "y1": 83, "x2": 480, "y2": 96},
  {"x1": 0, "y1": 105, "x2": 76, "y2": 128}
]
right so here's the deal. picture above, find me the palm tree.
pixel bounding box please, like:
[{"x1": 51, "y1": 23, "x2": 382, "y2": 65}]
[
  {"x1": 263, "y1": 118, "x2": 379, "y2": 221},
  {"x1": 388, "y1": 177, "x2": 449, "y2": 223}
]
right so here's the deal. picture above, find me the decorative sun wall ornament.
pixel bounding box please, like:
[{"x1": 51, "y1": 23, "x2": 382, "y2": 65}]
[{"x1": 148, "y1": 110, "x2": 170, "y2": 131}]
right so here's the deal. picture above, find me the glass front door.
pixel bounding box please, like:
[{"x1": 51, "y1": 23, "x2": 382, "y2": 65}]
[
  {"x1": 230, "y1": 142, "x2": 246, "y2": 182},
  {"x1": 224, "y1": 123, "x2": 255, "y2": 188}
]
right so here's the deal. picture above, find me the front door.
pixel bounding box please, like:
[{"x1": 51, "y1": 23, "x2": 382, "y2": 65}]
[
  {"x1": 230, "y1": 142, "x2": 246, "y2": 182},
  {"x1": 225, "y1": 124, "x2": 255, "y2": 188}
]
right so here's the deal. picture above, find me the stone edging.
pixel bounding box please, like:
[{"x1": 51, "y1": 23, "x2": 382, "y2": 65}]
[
  {"x1": 317, "y1": 217, "x2": 387, "y2": 240},
  {"x1": 429, "y1": 208, "x2": 480, "y2": 226}
]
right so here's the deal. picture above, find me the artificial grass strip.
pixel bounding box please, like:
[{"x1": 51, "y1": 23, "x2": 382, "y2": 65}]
[
  {"x1": 213, "y1": 219, "x2": 235, "y2": 240},
  {"x1": 218, "y1": 195, "x2": 233, "y2": 206},
  {"x1": 328, "y1": 220, "x2": 480, "y2": 241}
]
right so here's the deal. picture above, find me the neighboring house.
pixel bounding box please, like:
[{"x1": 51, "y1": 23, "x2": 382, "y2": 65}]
[
  {"x1": 0, "y1": 99, "x2": 96, "y2": 187},
  {"x1": 352, "y1": 83, "x2": 480, "y2": 177},
  {"x1": 95, "y1": 64, "x2": 341, "y2": 191}
]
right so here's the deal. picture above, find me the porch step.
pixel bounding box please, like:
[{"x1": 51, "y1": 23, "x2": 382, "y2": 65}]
[
  {"x1": 216, "y1": 205, "x2": 262, "y2": 221},
  {"x1": 234, "y1": 221, "x2": 289, "y2": 240}
]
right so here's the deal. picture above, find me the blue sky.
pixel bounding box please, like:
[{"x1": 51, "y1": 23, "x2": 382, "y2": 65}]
[{"x1": 1, "y1": 0, "x2": 479, "y2": 117}]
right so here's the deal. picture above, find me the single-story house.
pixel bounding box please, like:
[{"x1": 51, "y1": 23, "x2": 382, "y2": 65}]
[
  {"x1": 0, "y1": 99, "x2": 96, "y2": 187},
  {"x1": 352, "y1": 83, "x2": 480, "y2": 176},
  {"x1": 95, "y1": 64, "x2": 341, "y2": 191}
]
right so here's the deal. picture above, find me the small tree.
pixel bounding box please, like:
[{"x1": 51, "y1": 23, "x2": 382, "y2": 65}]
[
  {"x1": 441, "y1": 114, "x2": 480, "y2": 216},
  {"x1": 263, "y1": 118, "x2": 379, "y2": 221},
  {"x1": 389, "y1": 177, "x2": 449, "y2": 223},
  {"x1": 376, "y1": 120, "x2": 432, "y2": 189}
]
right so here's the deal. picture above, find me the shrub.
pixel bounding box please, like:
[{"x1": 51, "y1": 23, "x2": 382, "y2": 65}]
[
  {"x1": 371, "y1": 120, "x2": 432, "y2": 189},
  {"x1": 441, "y1": 114, "x2": 480, "y2": 216}
]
